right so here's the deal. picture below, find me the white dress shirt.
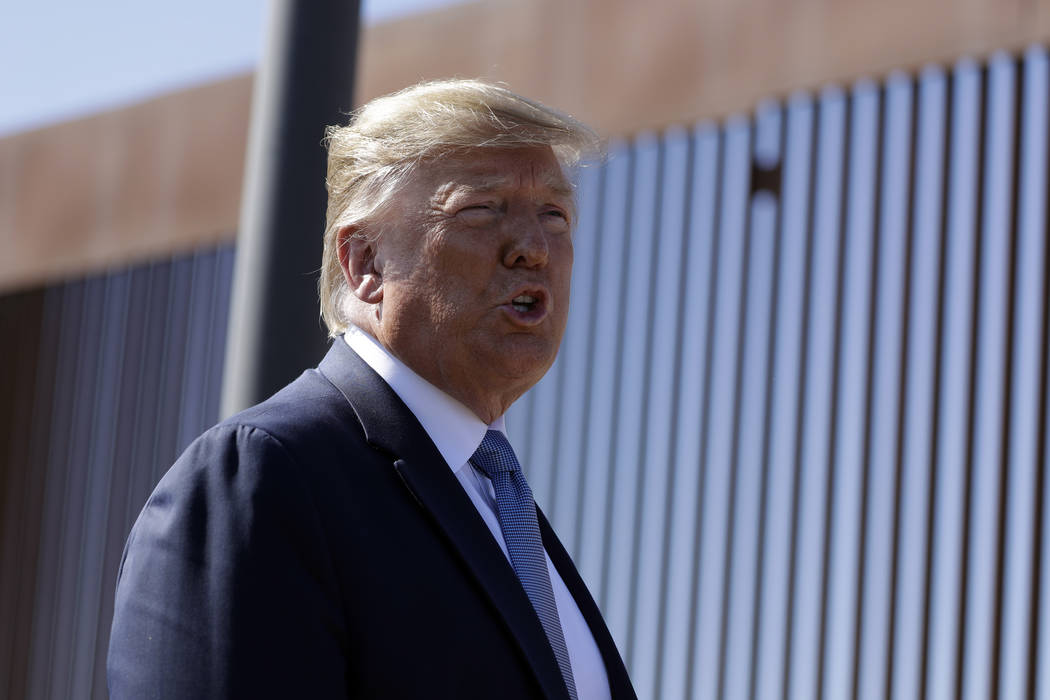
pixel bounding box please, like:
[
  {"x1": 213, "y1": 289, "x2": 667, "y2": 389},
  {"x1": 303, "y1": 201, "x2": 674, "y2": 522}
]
[{"x1": 345, "y1": 327, "x2": 611, "y2": 700}]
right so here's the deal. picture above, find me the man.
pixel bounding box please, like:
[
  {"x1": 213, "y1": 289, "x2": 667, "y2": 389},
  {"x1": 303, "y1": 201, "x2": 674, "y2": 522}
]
[{"x1": 107, "y1": 79, "x2": 636, "y2": 699}]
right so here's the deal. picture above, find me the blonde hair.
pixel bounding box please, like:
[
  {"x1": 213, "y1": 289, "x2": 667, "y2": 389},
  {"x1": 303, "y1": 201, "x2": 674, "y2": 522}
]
[{"x1": 319, "y1": 78, "x2": 601, "y2": 336}]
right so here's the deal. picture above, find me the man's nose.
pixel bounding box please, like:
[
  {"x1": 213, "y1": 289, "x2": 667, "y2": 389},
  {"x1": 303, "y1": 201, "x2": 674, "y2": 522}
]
[{"x1": 502, "y1": 217, "x2": 550, "y2": 268}]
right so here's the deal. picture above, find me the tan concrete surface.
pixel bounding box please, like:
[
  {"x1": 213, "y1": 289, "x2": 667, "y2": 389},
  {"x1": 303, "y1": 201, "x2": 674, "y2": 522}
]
[
  {"x1": 0, "y1": 76, "x2": 251, "y2": 292},
  {"x1": 357, "y1": 0, "x2": 1047, "y2": 136}
]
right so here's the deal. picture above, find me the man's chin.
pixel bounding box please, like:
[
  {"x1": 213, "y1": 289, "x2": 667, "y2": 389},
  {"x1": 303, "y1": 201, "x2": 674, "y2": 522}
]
[{"x1": 492, "y1": 344, "x2": 558, "y2": 383}]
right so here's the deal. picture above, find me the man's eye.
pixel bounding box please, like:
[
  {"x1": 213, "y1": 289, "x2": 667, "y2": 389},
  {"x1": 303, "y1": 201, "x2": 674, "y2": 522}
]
[
  {"x1": 456, "y1": 205, "x2": 500, "y2": 225},
  {"x1": 543, "y1": 209, "x2": 570, "y2": 223}
]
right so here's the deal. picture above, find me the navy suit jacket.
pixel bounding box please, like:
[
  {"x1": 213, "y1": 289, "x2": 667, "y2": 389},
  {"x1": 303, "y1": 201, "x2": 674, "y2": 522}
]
[{"x1": 108, "y1": 340, "x2": 636, "y2": 699}]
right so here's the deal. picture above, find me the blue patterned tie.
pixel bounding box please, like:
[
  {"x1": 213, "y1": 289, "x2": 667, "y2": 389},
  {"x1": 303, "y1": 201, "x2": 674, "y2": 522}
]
[{"x1": 470, "y1": 430, "x2": 578, "y2": 699}]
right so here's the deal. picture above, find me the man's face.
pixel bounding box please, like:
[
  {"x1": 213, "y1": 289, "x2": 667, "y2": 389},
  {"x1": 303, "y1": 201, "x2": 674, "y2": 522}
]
[{"x1": 370, "y1": 145, "x2": 574, "y2": 419}]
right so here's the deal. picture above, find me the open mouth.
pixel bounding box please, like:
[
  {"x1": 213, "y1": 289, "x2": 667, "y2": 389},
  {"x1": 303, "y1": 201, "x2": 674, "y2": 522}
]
[
  {"x1": 511, "y1": 294, "x2": 539, "y2": 313},
  {"x1": 503, "y1": 288, "x2": 549, "y2": 325}
]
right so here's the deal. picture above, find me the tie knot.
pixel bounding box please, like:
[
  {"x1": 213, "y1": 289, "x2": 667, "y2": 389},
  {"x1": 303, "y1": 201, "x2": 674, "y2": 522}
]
[{"x1": 470, "y1": 430, "x2": 522, "y2": 478}]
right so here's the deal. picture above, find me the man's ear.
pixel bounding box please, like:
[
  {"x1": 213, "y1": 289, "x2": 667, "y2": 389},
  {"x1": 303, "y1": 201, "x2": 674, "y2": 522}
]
[{"x1": 337, "y1": 225, "x2": 384, "y2": 304}]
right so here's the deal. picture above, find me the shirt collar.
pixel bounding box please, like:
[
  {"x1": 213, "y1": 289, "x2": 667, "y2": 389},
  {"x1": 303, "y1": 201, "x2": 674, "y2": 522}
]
[{"x1": 344, "y1": 326, "x2": 506, "y2": 473}]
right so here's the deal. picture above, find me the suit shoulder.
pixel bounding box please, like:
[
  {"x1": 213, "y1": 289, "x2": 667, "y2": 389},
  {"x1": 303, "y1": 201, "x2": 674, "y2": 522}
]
[
  {"x1": 151, "y1": 367, "x2": 373, "y2": 506},
  {"x1": 213, "y1": 368, "x2": 368, "y2": 459}
]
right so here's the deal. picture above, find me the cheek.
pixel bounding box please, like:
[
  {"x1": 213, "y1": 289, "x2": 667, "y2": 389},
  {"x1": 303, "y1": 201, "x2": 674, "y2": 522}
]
[
  {"x1": 553, "y1": 242, "x2": 574, "y2": 290},
  {"x1": 428, "y1": 232, "x2": 490, "y2": 277},
  {"x1": 419, "y1": 274, "x2": 479, "y2": 326}
]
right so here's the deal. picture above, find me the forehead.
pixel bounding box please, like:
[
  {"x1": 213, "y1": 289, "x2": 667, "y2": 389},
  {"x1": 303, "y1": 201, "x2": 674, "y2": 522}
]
[{"x1": 418, "y1": 146, "x2": 572, "y2": 197}]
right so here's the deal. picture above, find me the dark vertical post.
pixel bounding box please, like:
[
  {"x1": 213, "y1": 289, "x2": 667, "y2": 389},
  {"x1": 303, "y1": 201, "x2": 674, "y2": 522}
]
[{"x1": 222, "y1": 0, "x2": 360, "y2": 416}]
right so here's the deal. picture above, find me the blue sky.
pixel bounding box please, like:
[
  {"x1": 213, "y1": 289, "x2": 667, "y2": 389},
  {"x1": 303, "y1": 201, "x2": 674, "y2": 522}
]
[{"x1": 0, "y1": 0, "x2": 462, "y2": 137}]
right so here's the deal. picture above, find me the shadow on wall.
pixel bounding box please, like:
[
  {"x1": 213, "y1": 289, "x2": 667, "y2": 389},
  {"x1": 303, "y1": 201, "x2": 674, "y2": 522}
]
[{"x1": 0, "y1": 243, "x2": 235, "y2": 699}]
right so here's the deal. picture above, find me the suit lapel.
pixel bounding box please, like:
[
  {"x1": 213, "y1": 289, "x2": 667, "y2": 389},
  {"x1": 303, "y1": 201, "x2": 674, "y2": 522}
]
[
  {"x1": 539, "y1": 510, "x2": 637, "y2": 699},
  {"x1": 318, "y1": 341, "x2": 570, "y2": 700}
]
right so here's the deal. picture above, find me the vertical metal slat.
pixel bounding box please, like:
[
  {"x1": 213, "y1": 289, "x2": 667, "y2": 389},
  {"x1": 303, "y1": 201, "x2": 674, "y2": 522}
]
[
  {"x1": 997, "y1": 45, "x2": 1049, "y2": 700},
  {"x1": 689, "y1": 117, "x2": 751, "y2": 700},
  {"x1": 959, "y1": 53, "x2": 1015, "y2": 700},
  {"x1": 630, "y1": 127, "x2": 690, "y2": 696},
  {"x1": 856, "y1": 72, "x2": 913, "y2": 700},
  {"x1": 890, "y1": 64, "x2": 949, "y2": 700},
  {"x1": 659, "y1": 125, "x2": 720, "y2": 700},
  {"x1": 786, "y1": 86, "x2": 848, "y2": 700},
  {"x1": 924, "y1": 58, "x2": 982, "y2": 700},
  {"x1": 605, "y1": 132, "x2": 661, "y2": 665},
  {"x1": 576, "y1": 141, "x2": 631, "y2": 604}
]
